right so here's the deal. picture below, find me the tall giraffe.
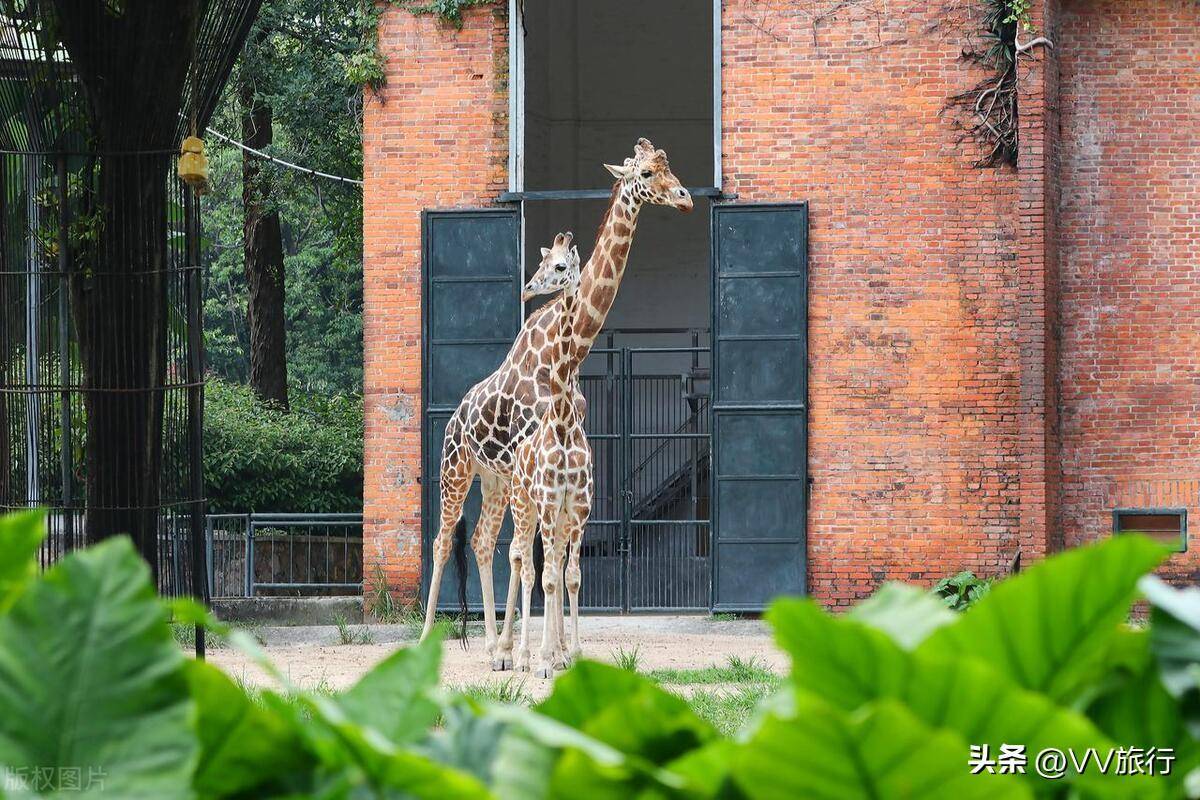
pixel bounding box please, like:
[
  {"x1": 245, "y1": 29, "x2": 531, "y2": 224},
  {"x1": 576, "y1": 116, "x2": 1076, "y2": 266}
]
[
  {"x1": 420, "y1": 139, "x2": 692, "y2": 668},
  {"x1": 508, "y1": 237, "x2": 589, "y2": 676}
]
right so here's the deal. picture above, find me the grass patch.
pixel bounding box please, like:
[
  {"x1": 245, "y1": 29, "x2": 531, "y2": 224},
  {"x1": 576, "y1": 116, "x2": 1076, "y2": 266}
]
[
  {"x1": 456, "y1": 677, "x2": 533, "y2": 706},
  {"x1": 709, "y1": 612, "x2": 738, "y2": 622},
  {"x1": 334, "y1": 613, "x2": 375, "y2": 646},
  {"x1": 646, "y1": 655, "x2": 778, "y2": 686},
  {"x1": 612, "y1": 645, "x2": 643, "y2": 672},
  {"x1": 172, "y1": 620, "x2": 264, "y2": 650},
  {"x1": 687, "y1": 684, "x2": 774, "y2": 737}
]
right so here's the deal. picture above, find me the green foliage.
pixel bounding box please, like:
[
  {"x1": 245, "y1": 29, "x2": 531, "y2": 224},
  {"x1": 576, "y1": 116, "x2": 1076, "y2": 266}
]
[
  {"x1": 203, "y1": 379, "x2": 362, "y2": 512},
  {"x1": 2, "y1": 510, "x2": 1199, "y2": 798},
  {"x1": 933, "y1": 569, "x2": 993, "y2": 611},
  {"x1": 204, "y1": 0, "x2": 365, "y2": 395},
  {"x1": 612, "y1": 644, "x2": 642, "y2": 672},
  {"x1": 1003, "y1": 0, "x2": 1033, "y2": 28},
  {"x1": 401, "y1": 0, "x2": 495, "y2": 29}
]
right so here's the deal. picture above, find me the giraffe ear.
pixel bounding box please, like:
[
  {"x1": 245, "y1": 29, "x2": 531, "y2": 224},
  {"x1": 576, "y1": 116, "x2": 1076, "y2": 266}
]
[
  {"x1": 604, "y1": 162, "x2": 631, "y2": 179},
  {"x1": 540, "y1": 247, "x2": 551, "y2": 257},
  {"x1": 570, "y1": 245, "x2": 579, "y2": 261}
]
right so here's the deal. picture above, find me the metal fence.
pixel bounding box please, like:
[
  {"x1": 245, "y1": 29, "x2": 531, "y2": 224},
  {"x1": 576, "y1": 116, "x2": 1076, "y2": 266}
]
[
  {"x1": 575, "y1": 329, "x2": 712, "y2": 611},
  {"x1": 206, "y1": 513, "x2": 363, "y2": 597}
]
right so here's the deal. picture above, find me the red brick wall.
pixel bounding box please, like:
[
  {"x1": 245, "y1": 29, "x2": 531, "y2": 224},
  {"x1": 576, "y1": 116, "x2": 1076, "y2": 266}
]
[
  {"x1": 363, "y1": 0, "x2": 1199, "y2": 607},
  {"x1": 721, "y1": 0, "x2": 1024, "y2": 605},
  {"x1": 362, "y1": 4, "x2": 509, "y2": 605},
  {"x1": 1056, "y1": 0, "x2": 1200, "y2": 577}
]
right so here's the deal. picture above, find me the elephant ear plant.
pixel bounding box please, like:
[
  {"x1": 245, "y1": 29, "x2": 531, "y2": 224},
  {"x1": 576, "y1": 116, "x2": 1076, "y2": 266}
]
[{"x1": 0, "y1": 509, "x2": 1197, "y2": 798}]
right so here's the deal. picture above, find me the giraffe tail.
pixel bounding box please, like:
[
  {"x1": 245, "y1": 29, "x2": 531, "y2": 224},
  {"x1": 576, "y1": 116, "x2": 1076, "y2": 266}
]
[{"x1": 452, "y1": 516, "x2": 469, "y2": 649}]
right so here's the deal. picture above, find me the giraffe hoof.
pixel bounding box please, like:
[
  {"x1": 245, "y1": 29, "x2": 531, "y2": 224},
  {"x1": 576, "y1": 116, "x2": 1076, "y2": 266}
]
[
  {"x1": 534, "y1": 665, "x2": 554, "y2": 679},
  {"x1": 492, "y1": 654, "x2": 513, "y2": 671}
]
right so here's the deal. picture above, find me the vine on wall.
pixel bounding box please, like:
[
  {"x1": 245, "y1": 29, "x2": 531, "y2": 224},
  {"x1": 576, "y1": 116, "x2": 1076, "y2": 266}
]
[
  {"x1": 948, "y1": 0, "x2": 1051, "y2": 167},
  {"x1": 345, "y1": 0, "x2": 497, "y2": 90}
]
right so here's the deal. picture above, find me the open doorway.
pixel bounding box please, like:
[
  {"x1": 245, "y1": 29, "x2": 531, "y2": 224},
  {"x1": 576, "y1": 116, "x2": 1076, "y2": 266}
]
[{"x1": 516, "y1": 0, "x2": 716, "y2": 610}]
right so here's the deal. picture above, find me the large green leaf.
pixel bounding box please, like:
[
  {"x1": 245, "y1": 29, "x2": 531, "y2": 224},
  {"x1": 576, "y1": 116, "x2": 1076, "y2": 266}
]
[
  {"x1": 733, "y1": 691, "x2": 1030, "y2": 800},
  {"x1": 848, "y1": 581, "x2": 957, "y2": 649},
  {"x1": 185, "y1": 659, "x2": 309, "y2": 797},
  {"x1": 921, "y1": 534, "x2": 1167, "y2": 701},
  {"x1": 1140, "y1": 575, "x2": 1200, "y2": 738},
  {"x1": 1087, "y1": 628, "x2": 1200, "y2": 798},
  {"x1": 0, "y1": 538, "x2": 195, "y2": 798},
  {"x1": 537, "y1": 660, "x2": 716, "y2": 762},
  {"x1": 422, "y1": 704, "x2": 509, "y2": 786},
  {"x1": 0, "y1": 510, "x2": 46, "y2": 613},
  {"x1": 303, "y1": 692, "x2": 492, "y2": 799},
  {"x1": 770, "y1": 597, "x2": 1161, "y2": 797},
  {"x1": 533, "y1": 662, "x2": 717, "y2": 797},
  {"x1": 335, "y1": 635, "x2": 441, "y2": 744},
  {"x1": 486, "y1": 699, "x2": 693, "y2": 798}
]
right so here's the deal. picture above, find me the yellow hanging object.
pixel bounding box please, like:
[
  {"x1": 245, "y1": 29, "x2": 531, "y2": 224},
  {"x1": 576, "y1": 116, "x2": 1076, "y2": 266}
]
[{"x1": 178, "y1": 135, "x2": 209, "y2": 194}]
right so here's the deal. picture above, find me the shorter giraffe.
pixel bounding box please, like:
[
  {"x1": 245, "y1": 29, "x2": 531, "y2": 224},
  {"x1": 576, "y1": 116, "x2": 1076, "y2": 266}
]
[{"x1": 507, "y1": 234, "x2": 592, "y2": 677}]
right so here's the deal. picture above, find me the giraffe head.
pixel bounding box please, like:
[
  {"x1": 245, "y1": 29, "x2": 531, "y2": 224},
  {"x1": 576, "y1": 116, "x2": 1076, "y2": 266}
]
[
  {"x1": 522, "y1": 232, "x2": 581, "y2": 302},
  {"x1": 603, "y1": 138, "x2": 693, "y2": 213}
]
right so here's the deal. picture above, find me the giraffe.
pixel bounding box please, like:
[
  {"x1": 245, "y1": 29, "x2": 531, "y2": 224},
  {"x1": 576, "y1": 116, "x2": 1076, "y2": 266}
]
[
  {"x1": 419, "y1": 139, "x2": 693, "y2": 670},
  {"x1": 508, "y1": 236, "x2": 589, "y2": 676}
]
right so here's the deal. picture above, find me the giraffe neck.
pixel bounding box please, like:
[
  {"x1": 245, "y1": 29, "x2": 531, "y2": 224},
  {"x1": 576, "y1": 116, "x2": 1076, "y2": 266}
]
[
  {"x1": 569, "y1": 180, "x2": 642, "y2": 367},
  {"x1": 551, "y1": 292, "x2": 578, "y2": 421}
]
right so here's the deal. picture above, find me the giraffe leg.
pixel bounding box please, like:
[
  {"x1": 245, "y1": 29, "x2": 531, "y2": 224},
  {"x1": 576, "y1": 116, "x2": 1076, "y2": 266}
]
[
  {"x1": 472, "y1": 472, "x2": 508, "y2": 660},
  {"x1": 514, "y1": 511, "x2": 537, "y2": 673},
  {"x1": 420, "y1": 445, "x2": 473, "y2": 643},
  {"x1": 493, "y1": 557, "x2": 520, "y2": 671},
  {"x1": 564, "y1": 524, "x2": 584, "y2": 662},
  {"x1": 550, "y1": 536, "x2": 570, "y2": 670},
  {"x1": 534, "y1": 528, "x2": 563, "y2": 679},
  {"x1": 496, "y1": 483, "x2": 534, "y2": 671}
]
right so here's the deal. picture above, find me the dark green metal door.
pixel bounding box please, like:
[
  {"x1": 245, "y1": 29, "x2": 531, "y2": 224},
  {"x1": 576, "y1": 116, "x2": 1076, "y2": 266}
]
[
  {"x1": 710, "y1": 203, "x2": 808, "y2": 611},
  {"x1": 421, "y1": 208, "x2": 520, "y2": 611}
]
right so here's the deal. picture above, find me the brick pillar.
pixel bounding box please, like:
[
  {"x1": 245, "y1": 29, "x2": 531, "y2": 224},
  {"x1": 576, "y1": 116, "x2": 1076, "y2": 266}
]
[
  {"x1": 1015, "y1": 0, "x2": 1062, "y2": 560},
  {"x1": 361, "y1": 5, "x2": 509, "y2": 608}
]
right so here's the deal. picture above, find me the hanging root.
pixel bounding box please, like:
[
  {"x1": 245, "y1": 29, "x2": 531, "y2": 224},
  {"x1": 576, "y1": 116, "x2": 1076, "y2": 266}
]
[{"x1": 452, "y1": 517, "x2": 470, "y2": 649}]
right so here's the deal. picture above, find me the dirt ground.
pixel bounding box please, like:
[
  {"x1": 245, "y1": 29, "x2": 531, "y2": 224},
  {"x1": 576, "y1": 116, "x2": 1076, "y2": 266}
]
[{"x1": 205, "y1": 615, "x2": 785, "y2": 699}]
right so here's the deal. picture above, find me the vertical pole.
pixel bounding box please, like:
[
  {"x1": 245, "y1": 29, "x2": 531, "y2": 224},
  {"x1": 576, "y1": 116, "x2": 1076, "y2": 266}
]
[
  {"x1": 621, "y1": 347, "x2": 631, "y2": 613},
  {"x1": 246, "y1": 514, "x2": 255, "y2": 597},
  {"x1": 184, "y1": 186, "x2": 207, "y2": 659},
  {"x1": 205, "y1": 515, "x2": 215, "y2": 598},
  {"x1": 56, "y1": 155, "x2": 73, "y2": 553}
]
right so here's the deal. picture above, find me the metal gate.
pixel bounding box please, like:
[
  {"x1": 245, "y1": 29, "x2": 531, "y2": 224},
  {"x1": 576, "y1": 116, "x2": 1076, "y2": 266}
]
[
  {"x1": 578, "y1": 330, "x2": 712, "y2": 611},
  {"x1": 419, "y1": 209, "x2": 715, "y2": 612}
]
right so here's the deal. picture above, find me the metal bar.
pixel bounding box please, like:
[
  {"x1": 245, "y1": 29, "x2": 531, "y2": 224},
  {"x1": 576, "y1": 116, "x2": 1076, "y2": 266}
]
[
  {"x1": 245, "y1": 514, "x2": 254, "y2": 598},
  {"x1": 55, "y1": 154, "x2": 73, "y2": 553},
  {"x1": 254, "y1": 582, "x2": 362, "y2": 590},
  {"x1": 185, "y1": 187, "x2": 208, "y2": 657},
  {"x1": 205, "y1": 515, "x2": 214, "y2": 599},
  {"x1": 498, "y1": 186, "x2": 723, "y2": 203}
]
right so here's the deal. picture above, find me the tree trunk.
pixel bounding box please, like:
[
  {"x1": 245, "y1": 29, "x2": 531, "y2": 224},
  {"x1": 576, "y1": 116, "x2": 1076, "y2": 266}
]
[
  {"x1": 71, "y1": 155, "x2": 168, "y2": 567},
  {"x1": 240, "y1": 55, "x2": 289, "y2": 410},
  {"x1": 51, "y1": 1, "x2": 202, "y2": 572}
]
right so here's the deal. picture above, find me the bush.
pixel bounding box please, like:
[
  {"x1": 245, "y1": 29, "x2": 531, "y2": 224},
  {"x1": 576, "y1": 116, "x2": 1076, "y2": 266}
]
[
  {"x1": 203, "y1": 379, "x2": 362, "y2": 513},
  {"x1": 933, "y1": 569, "x2": 992, "y2": 611},
  {"x1": 0, "y1": 510, "x2": 1197, "y2": 797}
]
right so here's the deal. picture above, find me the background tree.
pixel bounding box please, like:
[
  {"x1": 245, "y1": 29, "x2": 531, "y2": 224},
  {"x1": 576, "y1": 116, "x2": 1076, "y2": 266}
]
[
  {"x1": 205, "y1": 0, "x2": 365, "y2": 398},
  {"x1": 239, "y1": 26, "x2": 290, "y2": 409},
  {"x1": 41, "y1": 1, "x2": 258, "y2": 566}
]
